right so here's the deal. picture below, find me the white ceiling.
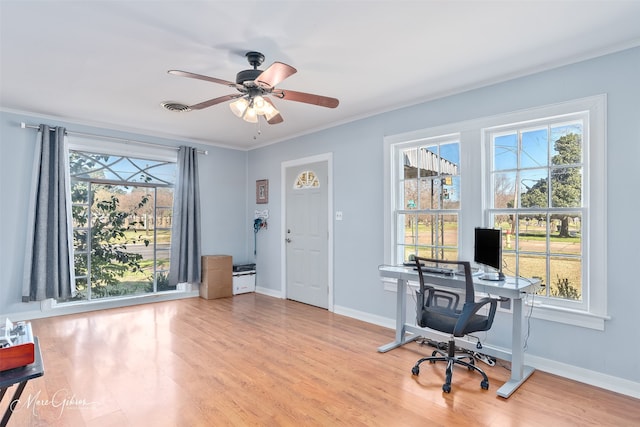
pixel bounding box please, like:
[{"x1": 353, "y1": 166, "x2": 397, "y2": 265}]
[{"x1": 2, "y1": 1, "x2": 639, "y2": 150}]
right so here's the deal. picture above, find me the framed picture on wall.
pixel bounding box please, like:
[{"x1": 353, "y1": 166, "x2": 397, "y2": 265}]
[{"x1": 256, "y1": 179, "x2": 269, "y2": 204}]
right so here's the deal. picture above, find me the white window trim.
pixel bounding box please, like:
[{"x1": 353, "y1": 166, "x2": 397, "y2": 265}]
[{"x1": 384, "y1": 94, "x2": 608, "y2": 330}]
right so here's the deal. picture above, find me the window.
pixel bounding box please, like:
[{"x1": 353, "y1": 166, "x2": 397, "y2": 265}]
[
  {"x1": 487, "y1": 116, "x2": 585, "y2": 307},
  {"x1": 392, "y1": 135, "x2": 461, "y2": 263},
  {"x1": 385, "y1": 95, "x2": 607, "y2": 329},
  {"x1": 66, "y1": 149, "x2": 176, "y2": 301},
  {"x1": 294, "y1": 170, "x2": 320, "y2": 188}
]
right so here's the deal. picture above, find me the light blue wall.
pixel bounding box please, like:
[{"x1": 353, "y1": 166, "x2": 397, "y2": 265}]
[
  {"x1": 0, "y1": 111, "x2": 250, "y2": 316},
  {"x1": 1, "y1": 47, "x2": 638, "y2": 388},
  {"x1": 248, "y1": 47, "x2": 640, "y2": 384}
]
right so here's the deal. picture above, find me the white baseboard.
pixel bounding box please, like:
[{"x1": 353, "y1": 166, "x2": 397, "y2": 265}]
[
  {"x1": 332, "y1": 304, "x2": 640, "y2": 400},
  {"x1": 334, "y1": 304, "x2": 396, "y2": 329},
  {"x1": 524, "y1": 353, "x2": 640, "y2": 399},
  {"x1": 255, "y1": 286, "x2": 283, "y2": 299}
]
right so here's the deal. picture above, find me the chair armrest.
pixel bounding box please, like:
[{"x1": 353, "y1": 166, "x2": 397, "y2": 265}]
[{"x1": 452, "y1": 297, "x2": 498, "y2": 337}]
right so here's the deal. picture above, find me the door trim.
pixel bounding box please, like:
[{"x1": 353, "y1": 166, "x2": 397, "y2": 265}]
[{"x1": 281, "y1": 153, "x2": 333, "y2": 311}]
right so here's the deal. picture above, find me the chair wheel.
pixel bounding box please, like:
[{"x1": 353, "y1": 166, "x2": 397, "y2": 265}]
[
  {"x1": 442, "y1": 384, "x2": 451, "y2": 393},
  {"x1": 481, "y1": 380, "x2": 489, "y2": 390},
  {"x1": 411, "y1": 366, "x2": 420, "y2": 375}
]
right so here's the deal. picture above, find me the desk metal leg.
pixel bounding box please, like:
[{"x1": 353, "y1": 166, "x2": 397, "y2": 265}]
[
  {"x1": 1, "y1": 380, "x2": 29, "y2": 426},
  {"x1": 496, "y1": 297, "x2": 535, "y2": 398},
  {"x1": 378, "y1": 278, "x2": 420, "y2": 352}
]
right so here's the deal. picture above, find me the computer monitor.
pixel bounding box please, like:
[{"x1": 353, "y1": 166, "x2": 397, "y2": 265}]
[{"x1": 474, "y1": 227, "x2": 505, "y2": 280}]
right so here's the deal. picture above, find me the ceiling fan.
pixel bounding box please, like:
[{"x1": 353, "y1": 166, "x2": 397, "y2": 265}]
[{"x1": 167, "y1": 51, "x2": 339, "y2": 124}]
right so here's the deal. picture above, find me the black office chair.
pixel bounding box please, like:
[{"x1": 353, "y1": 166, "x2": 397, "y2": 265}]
[{"x1": 411, "y1": 257, "x2": 498, "y2": 393}]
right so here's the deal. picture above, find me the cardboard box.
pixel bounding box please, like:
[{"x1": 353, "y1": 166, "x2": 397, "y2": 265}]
[{"x1": 200, "y1": 255, "x2": 232, "y2": 299}]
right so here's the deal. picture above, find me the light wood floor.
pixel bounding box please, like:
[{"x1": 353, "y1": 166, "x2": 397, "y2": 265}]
[{"x1": 3, "y1": 294, "x2": 639, "y2": 426}]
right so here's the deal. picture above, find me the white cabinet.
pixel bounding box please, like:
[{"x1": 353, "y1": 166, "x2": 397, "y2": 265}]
[{"x1": 232, "y1": 270, "x2": 256, "y2": 295}]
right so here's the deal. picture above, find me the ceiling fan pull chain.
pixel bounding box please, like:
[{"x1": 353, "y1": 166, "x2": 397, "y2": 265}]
[{"x1": 254, "y1": 119, "x2": 262, "y2": 139}]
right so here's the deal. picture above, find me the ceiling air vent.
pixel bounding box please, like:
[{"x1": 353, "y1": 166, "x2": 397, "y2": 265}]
[{"x1": 161, "y1": 101, "x2": 191, "y2": 112}]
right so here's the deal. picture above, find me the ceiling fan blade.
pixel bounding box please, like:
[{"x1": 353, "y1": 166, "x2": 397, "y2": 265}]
[
  {"x1": 168, "y1": 70, "x2": 236, "y2": 88},
  {"x1": 255, "y1": 62, "x2": 297, "y2": 89},
  {"x1": 189, "y1": 94, "x2": 243, "y2": 110},
  {"x1": 276, "y1": 89, "x2": 339, "y2": 108},
  {"x1": 264, "y1": 98, "x2": 284, "y2": 124}
]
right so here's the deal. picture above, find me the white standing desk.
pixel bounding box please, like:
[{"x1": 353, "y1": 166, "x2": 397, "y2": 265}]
[{"x1": 378, "y1": 265, "x2": 539, "y2": 398}]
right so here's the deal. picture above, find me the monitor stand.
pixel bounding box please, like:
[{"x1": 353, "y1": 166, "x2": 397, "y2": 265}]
[{"x1": 481, "y1": 271, "x2": 505, "y2": 281}]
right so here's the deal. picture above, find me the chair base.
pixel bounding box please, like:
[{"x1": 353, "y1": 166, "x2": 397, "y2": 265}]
[{"x1": 411, "y1": 339, "x2": 490, "y2": 393}]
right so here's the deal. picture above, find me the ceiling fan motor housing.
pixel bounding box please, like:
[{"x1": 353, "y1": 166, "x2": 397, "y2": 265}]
[{"x1": 236, "y1": 69, "x2": 263, "y2": 85}]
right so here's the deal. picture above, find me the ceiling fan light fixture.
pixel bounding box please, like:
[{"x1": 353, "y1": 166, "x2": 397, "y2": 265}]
[
  {"x1": 263, "y1": 103, "x2": 279, "y2": 121},
  {"x1": 252, "y1": 96, "x2": 267, "y2": 114},
  {"x1": 252, "y1": 95, "x2": 280, "y2": 121},
  {"x1": 229, "y1": 97, "x2": 249, "y2": 117},
  {"x1": 242, "y1": 103, "x2": 259, "y2": 123},
  {"x1": 230, "y1": 95, "x2": 280, "y2": 123}
]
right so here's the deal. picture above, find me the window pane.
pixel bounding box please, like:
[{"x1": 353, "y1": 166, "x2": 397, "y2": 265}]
[
  {"x1": 403, "y1": 214, "x2": 417, "y2": 245},
  {"x1": 493, "y1": 172, "x2": 516, "y2": 208},
  {"x1": 549, "y1": 256, "x2": 582, "y2": 301},
  {"x1": 403, "y1": 179, "x2": 418, "y2": 209},
  {"x1": 551, "y1": 167, "x2": 582, "y2": 208},
  {"x1": 502, "y1": 252, "x2": 517, "y2": 277},
  {"x1": 419, "y1": 178, "x2": 439, "y2": 209},
  {"x1": 442, "y1": 176, "x2": 460, "y2": 209},
  {"x1": 493, "y1": 133, "x2": 517, "y2": 170},
  {"x1": 156, "y1": 270, "x2": 174, "y2": 292},
  {"x1": 442, "y1": 214, "x2": 458, "y2": 247},
  {"x1": 402, "y1": 147, "x2": 419, "y2": 179},
  {"x1": 521, "y1": 127, "x2": 548, "y2": 169},
  {"x1": 74, "y1": 277, "x2": 88, "y2": 299},
  {"x1": 70, "y1": 152, "x2": 176, "y2": 185},
  {"x1": 551, "y1": 125, "x2": 582, "y2": 165},
  {"x1": 156, "y1": 249, "x2": 171, "y2": 278},
  {"x1": 550, "y1": 213, "x2": 581, "y2": 254},
  {"x1": 518, "y1": 254, "x2": 548, "y2": 295},
  {"x1": 71, "y1": 180, "x2": 89, "y2": 203},
  {"x1": 416, "y1": 214, "x2": 435, "y2": 246},
  {"x1": 517, "y1": 213, "x2": 548, "y2": 253},
  {"x1": 73, "y1": 229, "x2": 88, "y2": 251},
  {"x1": 418, "y1": 145, "x2": 439, "y2": 177},
  {"x1": 439, "y1": 142, "x2": 460, "y2": 176},
  {"x1": 72, "y1": 205, "x2": 88, "y2": 228},
  {"x1": 520, "y1": 169, "x2": 548, "y2": 208},
  {"x1": 74, "y1": 253, "x2": 87, "y2": 278}
]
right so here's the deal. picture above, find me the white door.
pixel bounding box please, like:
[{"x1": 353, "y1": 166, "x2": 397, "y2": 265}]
[{"x1": 285, "y1": 161, "x2": 328, "y2": 308}]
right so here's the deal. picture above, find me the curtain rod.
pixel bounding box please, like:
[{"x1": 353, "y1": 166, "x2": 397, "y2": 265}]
[{"x1": 20, "y1": 122, "x2": 208, "y2": 155}]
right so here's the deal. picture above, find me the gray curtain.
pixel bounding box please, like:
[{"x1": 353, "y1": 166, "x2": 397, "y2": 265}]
[
  {"x1": 22, "y1": 125, "x2": 74, "y2": 301},
  {"x1": 169, "y1": 146, "x2": 202, "y2": 285}
]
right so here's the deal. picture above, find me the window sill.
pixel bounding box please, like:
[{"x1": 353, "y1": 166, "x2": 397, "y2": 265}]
[
  {"x1": 382, "y1": 277, "x2": 610, "y2": 330},
  {"x1": 526, "y1": 301, "x2": 609, "y2": 331}
]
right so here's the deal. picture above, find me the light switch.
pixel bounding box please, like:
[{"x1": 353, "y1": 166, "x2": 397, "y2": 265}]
[{"x1": 335, "y1": 211, "x2": 343, "y2": 221}]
